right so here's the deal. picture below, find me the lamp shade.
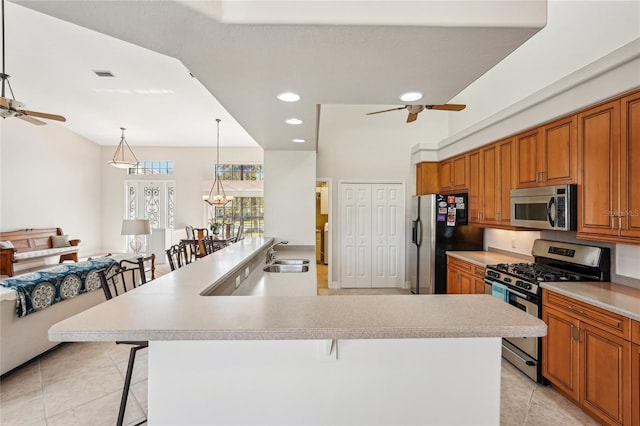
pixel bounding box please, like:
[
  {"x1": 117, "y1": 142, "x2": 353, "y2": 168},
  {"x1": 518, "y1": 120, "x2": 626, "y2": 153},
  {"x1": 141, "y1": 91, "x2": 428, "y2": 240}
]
[{"x1": 121, "y1": 219, "x2": 151, "y2": 236}]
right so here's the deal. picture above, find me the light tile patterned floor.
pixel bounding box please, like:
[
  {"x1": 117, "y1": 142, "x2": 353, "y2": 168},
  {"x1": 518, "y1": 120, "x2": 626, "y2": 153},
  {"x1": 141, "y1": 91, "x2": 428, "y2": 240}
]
[
  {"x1": 0, "y1": 342, "x2": 599, "y2": 426},
  {"x1": 0, "y1": 262, "x2": 599, "y2": 425}
]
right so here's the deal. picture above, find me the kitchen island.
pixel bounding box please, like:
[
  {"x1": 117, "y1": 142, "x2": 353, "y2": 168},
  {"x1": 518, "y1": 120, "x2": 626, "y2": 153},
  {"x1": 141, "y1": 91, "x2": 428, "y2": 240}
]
[{"x1": 49, "y1": 238, "x2": 546, "y2": 425}]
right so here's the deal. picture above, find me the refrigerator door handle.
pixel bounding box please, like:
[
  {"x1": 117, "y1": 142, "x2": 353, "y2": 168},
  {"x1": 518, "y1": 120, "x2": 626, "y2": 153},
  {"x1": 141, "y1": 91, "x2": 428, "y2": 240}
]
[{"x1": 415, "y1": 218, "x2": 423, "y2": 247}]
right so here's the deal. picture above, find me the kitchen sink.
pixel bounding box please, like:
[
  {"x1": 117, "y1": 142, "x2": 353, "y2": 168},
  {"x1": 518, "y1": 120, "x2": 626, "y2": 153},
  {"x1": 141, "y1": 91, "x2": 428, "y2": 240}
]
[
  {"x1": 272, "y1": 259, "x2": 310, "y2": 265},
  {"x1": 263, "y1": 264, "x2": 309, "y2": 273}
]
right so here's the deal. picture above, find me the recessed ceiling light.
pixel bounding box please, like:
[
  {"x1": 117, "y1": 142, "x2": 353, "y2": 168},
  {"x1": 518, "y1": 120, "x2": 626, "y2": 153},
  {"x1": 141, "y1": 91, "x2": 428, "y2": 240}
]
[
  {"x1": 400, "y1": 92, "x2": 423, "y2": 102},
  {"x1": 277, "y1": 92, "x2": 301, "y2": 102},
  {"x1": 292, "y1": 138, "x2": 306, "y2": 143},
  {"x1": 285, "y1": 118, "x2": 303, "y2": 125}
]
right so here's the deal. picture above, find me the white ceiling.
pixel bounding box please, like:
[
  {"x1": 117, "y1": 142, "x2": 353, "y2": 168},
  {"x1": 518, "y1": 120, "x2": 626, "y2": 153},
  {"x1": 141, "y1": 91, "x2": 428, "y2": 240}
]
[{"x1": 5, "y1": 0, "x2": 546, "y2": 150}]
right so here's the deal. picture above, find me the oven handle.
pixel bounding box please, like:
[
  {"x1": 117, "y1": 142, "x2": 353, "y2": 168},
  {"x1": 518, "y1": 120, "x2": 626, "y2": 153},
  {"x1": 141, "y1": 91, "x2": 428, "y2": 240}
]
[{"x1": 507, "y1": 288, "x2": 530, "y2": 299}]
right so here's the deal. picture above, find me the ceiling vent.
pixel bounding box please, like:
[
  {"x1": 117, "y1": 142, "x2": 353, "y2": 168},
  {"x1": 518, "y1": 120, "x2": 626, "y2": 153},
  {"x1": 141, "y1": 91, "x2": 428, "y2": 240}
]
[{"x1": 93, "y1": 70, "x2": 115, "y2": 77}]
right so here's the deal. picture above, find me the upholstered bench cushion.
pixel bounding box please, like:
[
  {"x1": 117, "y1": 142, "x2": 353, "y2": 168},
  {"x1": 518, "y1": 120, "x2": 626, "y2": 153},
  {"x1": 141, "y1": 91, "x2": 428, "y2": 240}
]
[
  {"x1": 0, "y1": 257, "x2": 116, "y2": 317},
  {"x1": 13, "y1": 246, "x2": 79, "y2": 261}
]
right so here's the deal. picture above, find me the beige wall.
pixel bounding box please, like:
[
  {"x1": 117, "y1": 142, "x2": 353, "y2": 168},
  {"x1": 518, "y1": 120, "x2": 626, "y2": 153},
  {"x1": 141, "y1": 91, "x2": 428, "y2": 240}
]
[{"x1": 0, "y1": 119, "x2": 103, "y2": 263}]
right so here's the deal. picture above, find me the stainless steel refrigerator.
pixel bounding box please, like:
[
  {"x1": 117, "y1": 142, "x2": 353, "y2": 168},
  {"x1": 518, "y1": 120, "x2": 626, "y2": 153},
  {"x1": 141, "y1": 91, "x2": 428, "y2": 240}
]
[{"x1": 410, "y1": 194, "x2": 484, "y2": 294}]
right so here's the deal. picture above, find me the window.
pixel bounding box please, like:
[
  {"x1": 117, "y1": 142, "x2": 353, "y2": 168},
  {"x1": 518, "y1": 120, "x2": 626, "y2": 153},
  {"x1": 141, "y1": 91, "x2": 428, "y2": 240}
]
[
  {"x1": 207, "y1": 163, "x2": 264, "y2": 237},
  {"x1": 212, "y1": 197, "x2": 264, "y2": 238},
  {"x1": 128, "y1": 161, "x2": 174, "y2": 175}
]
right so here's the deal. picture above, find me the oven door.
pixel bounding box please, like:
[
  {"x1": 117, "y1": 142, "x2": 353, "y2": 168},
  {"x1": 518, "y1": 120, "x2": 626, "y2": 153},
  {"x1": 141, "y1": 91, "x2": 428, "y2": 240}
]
[{"x1": 504, "y1": 288, "x2": 539, "y2": 359}]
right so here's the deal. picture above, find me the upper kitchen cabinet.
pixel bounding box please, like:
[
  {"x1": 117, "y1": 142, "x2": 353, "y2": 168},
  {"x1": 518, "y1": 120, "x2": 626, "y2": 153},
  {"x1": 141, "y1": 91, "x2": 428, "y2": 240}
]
[
  {"x1": 514, "y1": 116, "x2": 577, "y2": 188},
  {"x1": 416, "y1": 162, "x2": 439, "y2": 195},
  {"x1": 578, "y1": 89, "x2": 640, "y2": 244},
  {"x1": 468, "y1": 137, "x2": 514, "y2": 228},
  {"x1": 439, "y1": 154, "x2": 468, "y2": 193}
]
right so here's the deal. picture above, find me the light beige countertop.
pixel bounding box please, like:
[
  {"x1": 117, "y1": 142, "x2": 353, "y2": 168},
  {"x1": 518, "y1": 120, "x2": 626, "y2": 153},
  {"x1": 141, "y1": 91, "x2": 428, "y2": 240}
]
[
  {"x1": 446, "y1": 250, "x2": 532, "y2": 268},
  {"x1": 49, "y1": 238, "x2": 546, "y2": 342},
  {"x1": 541, "y1": 281, "x2": 640, "y2": 321}
]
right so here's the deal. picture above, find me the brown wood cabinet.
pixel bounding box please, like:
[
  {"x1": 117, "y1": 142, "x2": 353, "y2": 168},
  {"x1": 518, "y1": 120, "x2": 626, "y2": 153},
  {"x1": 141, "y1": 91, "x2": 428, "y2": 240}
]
[
  {"x1": 447, "y1": 256, "x2": 485, "y2": 294},
  {"x1": 439, "y1": 154, "x2": 468, "y2": 193},
  {"x1": 542, "y1": 290, "x2": 632, "y2": 425},
  {"x1": 577, "y1": 90, "x2": 640, "y2": 243},
  {"x1": 415, "y1": 162, "x2": 439, "y2": 195},
  {"x1": 514, "y1": 116, "x2": 577, "y2": 188},
  {"x1": 632, "y1": 320, "x2": 640, "y2": 426},
  {"x1": 468, "y1": 138, "x2": 514, "y2": 228}
]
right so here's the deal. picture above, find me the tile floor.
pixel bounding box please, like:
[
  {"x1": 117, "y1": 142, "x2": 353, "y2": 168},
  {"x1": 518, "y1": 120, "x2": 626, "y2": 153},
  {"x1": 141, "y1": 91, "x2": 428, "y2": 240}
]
[{"x1": 0, "y1": 262, "x2": 599, "y2": 425}]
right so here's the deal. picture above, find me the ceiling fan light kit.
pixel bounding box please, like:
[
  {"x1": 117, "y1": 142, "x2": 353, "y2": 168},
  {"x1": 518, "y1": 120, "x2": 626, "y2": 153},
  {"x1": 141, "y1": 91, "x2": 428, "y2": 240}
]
[
  {"x1": 399, "y1": 92, "x2": 423, "y2": 102},
  {"x1": 108, "y1": 127, "x2": 139, "y2": 169},
  {"x1": 0, "y1": 0, "x2": 67, "y2": 125},
  {"x1": 204, "y1": 118, "x2": 234, "y2": 207}
]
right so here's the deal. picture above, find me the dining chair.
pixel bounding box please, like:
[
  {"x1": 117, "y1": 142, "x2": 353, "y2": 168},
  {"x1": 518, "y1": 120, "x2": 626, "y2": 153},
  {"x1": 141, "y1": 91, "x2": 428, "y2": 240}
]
[
  {"x1": 97, "y1": 258, "x2": 148, "y2": 426},
  {"x1": 142, "y1": 253, "x2": 155, "y2": 280},
  {"x1": 166, "y1": 243, "x2": 190, "y2": 271}
]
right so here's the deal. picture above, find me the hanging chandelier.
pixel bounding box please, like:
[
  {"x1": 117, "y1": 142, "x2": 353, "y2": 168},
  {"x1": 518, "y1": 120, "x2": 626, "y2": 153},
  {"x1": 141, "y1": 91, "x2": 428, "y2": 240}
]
[
  {"x1": 204, "y1": 118, "x2": 234, "y2": 206},
  {"x1": 108, "y1": 127, "x2": 139, "y2": 169}
]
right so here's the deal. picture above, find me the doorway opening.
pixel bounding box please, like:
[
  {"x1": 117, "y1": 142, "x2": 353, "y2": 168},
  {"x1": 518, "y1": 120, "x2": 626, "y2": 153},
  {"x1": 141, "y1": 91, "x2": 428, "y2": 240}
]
[{"x1": 315, "y1": 179, "x2": 330, "y2": 291}]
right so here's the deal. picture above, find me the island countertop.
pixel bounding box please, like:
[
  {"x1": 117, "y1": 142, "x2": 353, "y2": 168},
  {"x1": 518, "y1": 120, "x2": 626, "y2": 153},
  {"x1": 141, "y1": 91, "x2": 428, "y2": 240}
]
[{"x1": 49, "y1": 238, "x2": 546, "y2": 342}]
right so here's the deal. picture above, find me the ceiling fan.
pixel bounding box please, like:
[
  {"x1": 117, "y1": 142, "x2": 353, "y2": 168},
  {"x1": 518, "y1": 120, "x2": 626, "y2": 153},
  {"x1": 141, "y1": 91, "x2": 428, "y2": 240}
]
[
  {"x1": 366, "y1": 104, "x2": 466, "y2": 123},
  {"x1": 0, "y1": 0, "x2": 66, "y2": 125}
]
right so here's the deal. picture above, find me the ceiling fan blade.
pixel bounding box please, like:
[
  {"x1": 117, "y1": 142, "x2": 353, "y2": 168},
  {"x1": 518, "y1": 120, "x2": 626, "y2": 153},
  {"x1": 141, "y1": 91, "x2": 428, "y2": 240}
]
[
  {"x1": 407, "y1": 112, "x2": 418, "y2": 123},
  {"x1": 366, "y1": 106, "x2": 408, "y2": 115},
  {"x1": 426, "y1": 104, "x2": 466, "y2": 111},
  {"x1": 22, "y1": 110, "x2": 67, "y2": 122},
  {"x1": 0, "y1": 97, "x2": 9, "y2": 109},
  {"x1": 16, "y1": 114, "x2": 46, "y2": 125}
]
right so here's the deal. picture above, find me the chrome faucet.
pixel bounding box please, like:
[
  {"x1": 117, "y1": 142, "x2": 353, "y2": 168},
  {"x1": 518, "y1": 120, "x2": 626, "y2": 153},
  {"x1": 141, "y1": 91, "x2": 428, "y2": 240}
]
[{"x1": 266, "y1": 240, "x2": 288, "y2": 264}]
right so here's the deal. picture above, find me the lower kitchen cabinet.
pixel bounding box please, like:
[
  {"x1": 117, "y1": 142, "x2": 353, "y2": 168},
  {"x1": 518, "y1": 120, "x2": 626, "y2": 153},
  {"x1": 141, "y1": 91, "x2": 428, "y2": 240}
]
[
  {"x1": 632, "y1": 320, "x2": 640, "y2": 426},
  {"x1": 447, "y1": 256, "x2": 485, "y2": 294},
  {"x1": 542, "y1": 290, "x2": 632, "y2": 425}
]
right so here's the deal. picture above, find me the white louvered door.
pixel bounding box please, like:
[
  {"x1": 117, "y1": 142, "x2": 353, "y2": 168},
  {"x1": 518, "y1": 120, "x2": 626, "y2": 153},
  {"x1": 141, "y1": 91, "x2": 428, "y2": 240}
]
[{"x1": 340, "y1": 183, "x2": 404, "y2": 288}]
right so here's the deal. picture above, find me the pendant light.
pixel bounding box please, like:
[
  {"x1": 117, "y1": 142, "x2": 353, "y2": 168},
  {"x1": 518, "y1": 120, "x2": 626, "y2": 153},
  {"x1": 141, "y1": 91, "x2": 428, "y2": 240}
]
[
  {"x1": 203, "y1": 118, "x2": 233, "y2": 206},
  {"x1": 108, "y1": 127, "x2": 139, "y2": 169}
]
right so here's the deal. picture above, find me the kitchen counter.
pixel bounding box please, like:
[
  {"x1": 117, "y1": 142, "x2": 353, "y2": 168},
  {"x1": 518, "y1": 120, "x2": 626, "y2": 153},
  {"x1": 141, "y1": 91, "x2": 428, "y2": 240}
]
[
  {"x1": 446, "y1": 250, "x2": 532, "y2": 267},
  {"x1": 48, "y1": 237, "x2": 547, "y2": 425},
  {"x1": 541, "y1": 281, "x2": 640, "y2": 321}
]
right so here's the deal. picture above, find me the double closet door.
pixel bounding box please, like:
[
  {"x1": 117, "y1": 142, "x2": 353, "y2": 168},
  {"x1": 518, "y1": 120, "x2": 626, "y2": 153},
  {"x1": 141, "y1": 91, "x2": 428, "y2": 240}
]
[{"x1": 340, "y1": 183, "x2": 404, "y2": 288}]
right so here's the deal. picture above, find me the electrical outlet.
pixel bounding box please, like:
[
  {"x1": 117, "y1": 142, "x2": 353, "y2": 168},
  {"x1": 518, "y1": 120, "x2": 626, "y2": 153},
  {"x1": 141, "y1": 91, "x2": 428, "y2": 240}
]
[
  {"x1": 245, "y1": 267, "x2": 250, "y2": 278},
  {"x1": 511, "y1": 238, "x2": 516, "y2": 249},
  {"x1": 235, "y1": 276, "x2": 241, "y2": 288}
]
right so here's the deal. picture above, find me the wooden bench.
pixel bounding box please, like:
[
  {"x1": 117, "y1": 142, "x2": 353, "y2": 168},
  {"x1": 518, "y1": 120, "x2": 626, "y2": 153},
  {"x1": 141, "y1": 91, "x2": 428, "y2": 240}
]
[{"x1": 0, "y1": 228, "x2": 80, "y2": 277}]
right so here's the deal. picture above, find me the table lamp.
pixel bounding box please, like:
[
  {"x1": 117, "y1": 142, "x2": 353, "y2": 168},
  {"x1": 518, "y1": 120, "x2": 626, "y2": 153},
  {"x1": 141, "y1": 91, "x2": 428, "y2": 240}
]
[{"x1": 121, "y1": 219, "x2": 151, "y2": 254}]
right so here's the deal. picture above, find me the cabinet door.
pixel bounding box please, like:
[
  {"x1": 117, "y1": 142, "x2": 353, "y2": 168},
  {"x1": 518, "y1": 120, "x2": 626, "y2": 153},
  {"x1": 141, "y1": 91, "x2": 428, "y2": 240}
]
[
  {"x1": 451, "y1": 155, "x2": 468, "y2": 191},
  {"x1": 447, "y1": 267, "x2": 460, "y2": 294},
  {"x1": 542, "y1": 306, "x2": 580, "y2": 401},
  {"x1": 458, "y1": 271, "x2": 473, "y2": 294},
  {"x1": 468, "y1": 150, "x2": 481, "y2": 224},
  {"x1": 439, "y1": 160, "x2": 452, "y2": 192},
  {"x1": 581, "y1": 322, "x2": 631, "y2": 425},
  {"x1": 480, "y1": 145, "x2": 498, "y2": 224},
  {"x1": 473, "y1": 277, "x2": 485, "y2": 294},
  {"x1": 541, "y1": 115, "x2": 577, "y2": 185},
  {"x1": 497, "y1": 138, "x2": 514, "y2": 227},
  {"x1": 577, "y1": 100, "x2": 621, "y2": 239},
  {"x1": 632, "y1": 342, "x2": 640, "y2": 426},
  {"x1": 514, "y1": 128, "x2": 542, "y2": 188},
  {"x1": 416, "y1": 162, "x2": 438, "y2": 195},
  {"x1": 620, "y1": 91, "x2": 640, "y2": 238}
]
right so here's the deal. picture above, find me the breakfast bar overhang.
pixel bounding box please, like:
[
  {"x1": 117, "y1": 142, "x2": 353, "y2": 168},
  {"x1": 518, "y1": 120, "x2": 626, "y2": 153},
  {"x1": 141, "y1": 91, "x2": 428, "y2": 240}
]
[{"x1": 49, "y1": 238, "x2": 547, "y2": 425}]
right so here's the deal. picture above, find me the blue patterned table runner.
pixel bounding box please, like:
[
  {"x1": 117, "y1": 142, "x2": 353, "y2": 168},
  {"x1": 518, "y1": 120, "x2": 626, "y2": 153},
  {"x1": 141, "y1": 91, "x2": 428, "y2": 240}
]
[{"x1": 0, "y1": 257, "x2": 116, "y2": 317}]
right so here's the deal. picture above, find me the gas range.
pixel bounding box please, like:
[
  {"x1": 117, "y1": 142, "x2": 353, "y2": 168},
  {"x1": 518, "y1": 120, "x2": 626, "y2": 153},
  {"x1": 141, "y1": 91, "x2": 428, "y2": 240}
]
[{"x1": 484, "y1": 239, "x2": 610, "y2": 384}]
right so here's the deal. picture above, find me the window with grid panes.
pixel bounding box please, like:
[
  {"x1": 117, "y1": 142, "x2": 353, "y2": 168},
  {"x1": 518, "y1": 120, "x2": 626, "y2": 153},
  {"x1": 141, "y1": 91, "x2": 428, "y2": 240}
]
[{"x1": 210, "y1": 164, "x2": 264, "y2": 237}]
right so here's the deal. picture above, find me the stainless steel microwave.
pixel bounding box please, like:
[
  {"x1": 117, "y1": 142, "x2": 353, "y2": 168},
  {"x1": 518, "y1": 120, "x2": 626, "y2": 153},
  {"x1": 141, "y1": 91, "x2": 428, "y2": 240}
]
[{"x1": 510, "y1": 184, "x2": 577, "y2": 231}]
